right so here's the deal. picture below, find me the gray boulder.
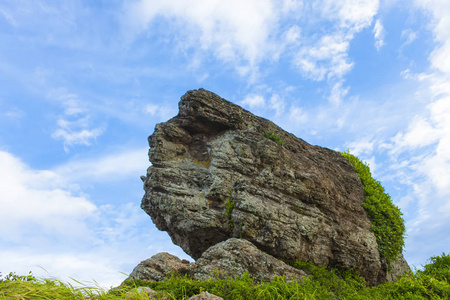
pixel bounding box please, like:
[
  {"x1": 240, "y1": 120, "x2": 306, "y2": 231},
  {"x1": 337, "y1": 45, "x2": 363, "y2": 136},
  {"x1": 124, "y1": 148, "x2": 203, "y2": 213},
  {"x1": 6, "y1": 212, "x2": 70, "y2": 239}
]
[
  {"x1": 129, "y1": 252, "x2": 191, "y2": 281},
  {"x1": 192, "y1": 238, "x2": 306, "y2": 282},
  {"x1": 141, "y1": 88, "x2": 409, "y2": 285}
]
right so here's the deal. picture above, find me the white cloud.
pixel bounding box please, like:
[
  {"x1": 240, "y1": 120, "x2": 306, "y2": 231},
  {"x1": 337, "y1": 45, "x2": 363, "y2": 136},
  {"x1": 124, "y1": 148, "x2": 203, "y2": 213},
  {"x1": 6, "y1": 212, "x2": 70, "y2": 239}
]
[
  {"x1": 295, "y1": 33, "x2": 353, "y2": 81},
  {"x1": 0, "y1": 151, "x2": 97, "y2": 242},
  {"x1": 415, "y1": 0, "x2": 450, "y2": 73},
  {"x1": 391, "y1": 116, "x2": 440, "y2": 152},
  {"x1": 49, "y1": 92, "x2": 106, "y2": 151},
  {"x1": 373, "y1": 19, "x2": 385, "y2": 50},
  {"x1": 54, "y1": 148, "x2": 148, "y2": 182},
  {"x1": 329, "y1": 81, "x2": 349, "y2": 105},
  {"x1": 0, "y1": 149, "x2": 189, "y2": 287},
  {"x1": 289, "y1": 106, "x2": 308, "y2": 124},
  {"x1": 270, "y1": 94, "x2": 286, "y2": 116},
  {"x1": 283, "y1": 25, "x2": 301, "y2": 45},
  {"x1": 401, "y1": 29, "x2": 418, "y2": 46},
  {"x1": 124, "y1": 0, "x2": 279, "y2": 76},
  {"x1": 316, "y1": 0, "x2": 379, "y2": 31},
  {"x1": 241, "y1": 94, "x2": 266, "y2": 108},
  {"x1": 384, "y1": 0, "x2": 450, "y2": 263},
  {"x1": 346, "y1": 139, "x2": 376, "y2": 156},
  {"x1": 52, "y1": 119, "x2": 105, "y2": 149}
]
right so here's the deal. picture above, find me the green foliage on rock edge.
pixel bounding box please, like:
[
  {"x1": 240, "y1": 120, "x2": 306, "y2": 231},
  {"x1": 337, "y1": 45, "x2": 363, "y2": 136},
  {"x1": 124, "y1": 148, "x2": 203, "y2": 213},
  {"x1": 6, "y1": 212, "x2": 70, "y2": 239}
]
[{"x1": 340, "y1": 150, "x2": 406, "y2": 266}]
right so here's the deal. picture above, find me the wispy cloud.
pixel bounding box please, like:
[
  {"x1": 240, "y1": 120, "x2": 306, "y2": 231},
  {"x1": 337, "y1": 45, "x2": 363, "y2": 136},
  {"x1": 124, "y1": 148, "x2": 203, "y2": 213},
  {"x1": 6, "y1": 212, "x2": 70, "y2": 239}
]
[
  {"x1": 123, "y1": 0, "x2": 379, "y2": 103},
  {"x1": 415, "y1": 0, "x2": 450, "y2": 73},
  {"x1": 373, "y1": 19, "x2": 385, "y2": 50},
  {"x1": 123, "y1": 0, "x2": 280, "y2": 79},
  {"x1": 240, "y1": 94, "x2": 266, "y2": 109},
  {"x1": 54, "y1": 148, "x2": 148, "y2": 182},
  {"x1": 0, "y1": 6, "x2": 17, "y2": 27},
  {"x1": 50, "y1": 92, "x2": 106, "y2": 151}
]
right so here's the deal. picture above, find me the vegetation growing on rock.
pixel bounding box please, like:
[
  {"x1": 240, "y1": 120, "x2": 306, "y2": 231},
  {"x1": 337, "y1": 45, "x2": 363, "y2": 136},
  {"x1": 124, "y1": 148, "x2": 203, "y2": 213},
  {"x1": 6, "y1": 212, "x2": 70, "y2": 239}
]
[
  {"x1": 341, "y1": 151, "x2": 406, "y2": 266},
  {"x1": 263, "y1": 132, "x2": 283, "y2": 146},
  {"x1": 223, "y1": 190, "x2": 235, "y2": 230}
]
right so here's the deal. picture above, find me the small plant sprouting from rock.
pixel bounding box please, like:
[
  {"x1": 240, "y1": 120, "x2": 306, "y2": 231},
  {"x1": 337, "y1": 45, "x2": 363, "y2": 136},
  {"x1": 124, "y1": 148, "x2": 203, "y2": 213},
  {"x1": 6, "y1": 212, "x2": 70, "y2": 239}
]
[
  {"x1": 264, "y1": 132, "x2": 283, "y2": 146},
  {"x1": 223, "y1": 190, "x2": 235, "y2": 230}
]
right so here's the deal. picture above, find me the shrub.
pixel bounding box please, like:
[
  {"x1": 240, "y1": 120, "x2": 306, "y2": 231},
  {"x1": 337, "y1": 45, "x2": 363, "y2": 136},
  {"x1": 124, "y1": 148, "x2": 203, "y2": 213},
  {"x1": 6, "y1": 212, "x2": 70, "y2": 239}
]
[
  {"x1": 340, "y1": 151, "x2": 406, "y2": 266},
  {"x1": 420, "y1": 253, "x2": 450, "y2": 283}
]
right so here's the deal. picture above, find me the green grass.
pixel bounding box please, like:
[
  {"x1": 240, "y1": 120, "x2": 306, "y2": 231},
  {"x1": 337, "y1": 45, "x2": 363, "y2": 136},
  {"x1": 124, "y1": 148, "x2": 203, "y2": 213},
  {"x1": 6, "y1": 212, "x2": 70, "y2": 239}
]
[
  {"x1": 0, "y1": 272, "x2": 151, "y2": 300},
  {"x1": 3, "y1": 253, "x2": 450, "y2": 299},
  {"x1": 340, "y1": 150, "x2": 406, "y2": 267}
]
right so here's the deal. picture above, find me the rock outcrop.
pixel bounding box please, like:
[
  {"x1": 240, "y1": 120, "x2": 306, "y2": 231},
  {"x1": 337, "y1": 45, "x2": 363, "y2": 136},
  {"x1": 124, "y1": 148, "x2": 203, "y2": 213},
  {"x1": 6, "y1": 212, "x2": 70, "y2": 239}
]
[{"x1": 140, "y1": 88, "x2": 409, "y2": 286}]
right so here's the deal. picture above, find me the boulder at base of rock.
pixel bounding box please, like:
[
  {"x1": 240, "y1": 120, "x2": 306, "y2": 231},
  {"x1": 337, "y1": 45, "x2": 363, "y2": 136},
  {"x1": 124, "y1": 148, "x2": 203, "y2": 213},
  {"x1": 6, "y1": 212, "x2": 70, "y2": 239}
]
[
  {"x1": 193, "y1": 238, "x2": 307, "y2": 282},
  {"x1": 128, "y1": 239, "x2": 306, "y2": 283},
  {"x1": 129, "y1": 252, "x2": 191, "y2": 281}
]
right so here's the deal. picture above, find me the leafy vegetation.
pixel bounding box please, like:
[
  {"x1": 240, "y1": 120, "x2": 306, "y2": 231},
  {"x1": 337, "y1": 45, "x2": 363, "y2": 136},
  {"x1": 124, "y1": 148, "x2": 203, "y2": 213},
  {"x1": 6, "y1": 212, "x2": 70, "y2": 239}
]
[
  {"x1": 341, "y1": 150, "x2": 406, "y2": 266},
  {"x1": 264, "y1": 132, "x2": 283, "y2": 146},
  {"x1": 223, "y1": 190, "x2": 235, "y2": 230},
  {"x1": 3, "y1": 253, "x2": 450, "y2": 299}
]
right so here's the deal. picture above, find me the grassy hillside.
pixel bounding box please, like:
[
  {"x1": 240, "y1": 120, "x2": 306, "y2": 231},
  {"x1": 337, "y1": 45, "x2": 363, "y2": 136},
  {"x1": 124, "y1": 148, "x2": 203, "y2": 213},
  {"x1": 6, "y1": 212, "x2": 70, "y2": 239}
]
[{"x1": 2, "y1": 253, "x2": 449, "y2": 299}]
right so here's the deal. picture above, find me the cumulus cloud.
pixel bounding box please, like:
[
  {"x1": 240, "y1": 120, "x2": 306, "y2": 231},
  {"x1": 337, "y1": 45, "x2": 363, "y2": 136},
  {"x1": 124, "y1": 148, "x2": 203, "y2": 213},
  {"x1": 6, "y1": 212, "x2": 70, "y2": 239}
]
[
  {"x1": 0, "y1": 150, "x2": 97, "y2": 242},
  {"x1": 0, "y1": 149, "x2": 188, "y2": 287}
]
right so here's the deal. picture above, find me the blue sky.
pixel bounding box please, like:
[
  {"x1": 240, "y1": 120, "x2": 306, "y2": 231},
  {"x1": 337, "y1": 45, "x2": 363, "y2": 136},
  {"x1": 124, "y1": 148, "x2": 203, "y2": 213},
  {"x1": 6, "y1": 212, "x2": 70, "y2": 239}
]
[{"x1": 1, "y1": 0, "x2": 449, "y2": 288}]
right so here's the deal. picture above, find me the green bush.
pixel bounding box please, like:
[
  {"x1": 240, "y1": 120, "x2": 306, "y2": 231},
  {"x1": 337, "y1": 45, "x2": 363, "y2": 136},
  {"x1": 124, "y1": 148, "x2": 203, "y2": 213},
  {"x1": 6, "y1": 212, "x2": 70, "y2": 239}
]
[
  {"x1": 340, "y1": 151, "x2": 406, "y2": 266},
  {"x1": 420, "y1": 253, "x2": 450, "y2": 283}
]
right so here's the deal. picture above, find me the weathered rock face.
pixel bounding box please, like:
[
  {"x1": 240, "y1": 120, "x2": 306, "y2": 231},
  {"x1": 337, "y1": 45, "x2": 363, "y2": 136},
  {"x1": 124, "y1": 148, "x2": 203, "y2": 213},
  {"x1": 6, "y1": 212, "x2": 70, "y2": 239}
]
[
  {"x1": 141, "y1": 88, "x2": 407, "y2": 285},
  {"x1": 386, "y1": 254, "x2": 412, "y2": 282}
]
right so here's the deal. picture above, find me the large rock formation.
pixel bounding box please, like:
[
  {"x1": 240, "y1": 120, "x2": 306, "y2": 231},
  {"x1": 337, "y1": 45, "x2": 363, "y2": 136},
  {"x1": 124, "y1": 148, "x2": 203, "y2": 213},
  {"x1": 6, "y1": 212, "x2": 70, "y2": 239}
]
[{"x1": 140, "y1": 88, "x2": 409, "y2": 285}]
